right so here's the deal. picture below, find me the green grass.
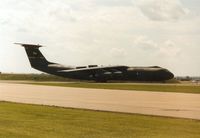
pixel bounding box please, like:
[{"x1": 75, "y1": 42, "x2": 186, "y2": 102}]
[
  {"x1": 0, "y1": 73, "x2": 75, "y2": 82},
  {"x1": 1, "y1": 73, "x2": 200, "y2": 94},
  {"x1": 0, "y1": 73, "x2": 179, "y2": 83},
  {"x1": 0, "y1": 102, "x2": 200, "y2": 138},
  {"x1": 27, "y1": 82, "x2": 200, "y2": 94}
]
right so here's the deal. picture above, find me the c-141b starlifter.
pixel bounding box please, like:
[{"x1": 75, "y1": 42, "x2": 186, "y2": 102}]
[{"x1": 16, "y1": 43, "x2": 174, "y2": 82}]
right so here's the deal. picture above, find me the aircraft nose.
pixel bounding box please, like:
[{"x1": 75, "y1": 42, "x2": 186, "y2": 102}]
[
  {"x1": 161, "y1": 69, "x2": 174, "y2": 80},
  {"x1": 167, "y1": 71, "x2": 174, "y2": 80}
]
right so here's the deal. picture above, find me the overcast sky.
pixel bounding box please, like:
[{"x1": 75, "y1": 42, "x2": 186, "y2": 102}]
[{"x1": 0, "y1": 0, "x2": 199, "y2": 76}]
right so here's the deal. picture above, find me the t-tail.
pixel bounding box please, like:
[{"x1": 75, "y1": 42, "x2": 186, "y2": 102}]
[{"x1": 15, "y1": 43, "x2": 52, "y2": 72}]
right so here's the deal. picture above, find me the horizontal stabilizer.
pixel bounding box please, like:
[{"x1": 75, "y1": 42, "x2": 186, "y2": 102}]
[{"x1": 14, "y1": 43, "x2": 43, "y2": 48}]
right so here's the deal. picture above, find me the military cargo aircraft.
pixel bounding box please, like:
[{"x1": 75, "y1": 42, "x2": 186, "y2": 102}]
[{"x1": 16, "y1": 43, "x2": 174, "y2": 82}]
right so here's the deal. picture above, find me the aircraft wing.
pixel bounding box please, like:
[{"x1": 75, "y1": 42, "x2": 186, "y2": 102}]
[{"x1": 58, "y1": 65, "x2": 128, "y2": 74}]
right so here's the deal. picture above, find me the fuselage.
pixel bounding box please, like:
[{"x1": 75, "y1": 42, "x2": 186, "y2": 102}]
[
  {"x1": 125, "y1": 66, "x2": 174, "y2": 81},
  {"x1": 36, "y1": 64, "x2": 174, "y2": 82}
]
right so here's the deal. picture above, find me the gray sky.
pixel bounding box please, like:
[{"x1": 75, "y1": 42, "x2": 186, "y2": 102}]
[{"x1": 0, "y1": 0, "x2": 199, "y2": 76}]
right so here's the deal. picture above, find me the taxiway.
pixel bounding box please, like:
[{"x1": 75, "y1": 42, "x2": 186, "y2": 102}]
[{"x1": 0, "y1": 82, "x2": 200, "y2": 120}]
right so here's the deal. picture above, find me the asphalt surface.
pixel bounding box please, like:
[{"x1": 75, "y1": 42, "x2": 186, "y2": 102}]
[{"x1": 0, "y1": 82, "x2": 200, "y2": 120}]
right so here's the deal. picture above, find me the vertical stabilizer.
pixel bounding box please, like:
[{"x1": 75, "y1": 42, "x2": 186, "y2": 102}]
[{"x1": 15, "y1": 43, "x2": 50, "y2": 70}]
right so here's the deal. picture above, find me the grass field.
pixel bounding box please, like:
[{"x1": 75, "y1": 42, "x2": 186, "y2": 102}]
[
  {"x1": 0, "y1": 73, "x2": 75, "y2": 82},
  {"x1": 0, "y1": 73, "x2": 178, "y2": 83},
  {"x1": 1, "y1": 73, "x2": 200, "y2": 94},
  {"x1": 27, "y1": 82, "x2": 200, "y2": 94},
  {"x1": 0, "y1": 102, "x2": 200, "y2": 138}
]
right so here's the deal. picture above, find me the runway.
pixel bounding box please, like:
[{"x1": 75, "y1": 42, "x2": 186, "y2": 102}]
[{"x1": 0, "y1": 82, "x2": 200, "y2": 120}]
